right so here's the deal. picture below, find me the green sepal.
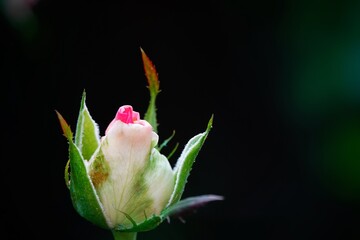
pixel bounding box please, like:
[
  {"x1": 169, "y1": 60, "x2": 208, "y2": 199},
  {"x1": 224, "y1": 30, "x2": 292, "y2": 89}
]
[
  {"x1": 57, "y1": 110, "x2": 108, "y2": 229},
  {"x1": 68, "y1": 139, "x2": 109, "y2": 229},
  {"x1": 75, "y1": 90, "x2": 100, "y2": 161},
  {"x1": 167, "y1": 115, "x2": 213, "y2": 207}
]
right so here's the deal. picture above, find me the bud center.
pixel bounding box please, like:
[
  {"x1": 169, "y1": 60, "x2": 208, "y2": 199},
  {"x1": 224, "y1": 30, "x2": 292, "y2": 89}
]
[{"x1": 115, "y1": 105, "x2": 140, "y2": 124}]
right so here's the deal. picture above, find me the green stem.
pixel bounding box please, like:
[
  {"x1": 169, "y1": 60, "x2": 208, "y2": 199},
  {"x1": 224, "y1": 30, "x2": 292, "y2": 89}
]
[{"x1": 111, "y1": 231, "x2": 137, "y2": 240}]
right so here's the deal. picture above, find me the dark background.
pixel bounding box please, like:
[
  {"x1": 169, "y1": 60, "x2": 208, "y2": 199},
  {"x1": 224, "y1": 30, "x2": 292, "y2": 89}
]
[{"x1": 2, "y1": 0, "x2": 360, "y2": 239}]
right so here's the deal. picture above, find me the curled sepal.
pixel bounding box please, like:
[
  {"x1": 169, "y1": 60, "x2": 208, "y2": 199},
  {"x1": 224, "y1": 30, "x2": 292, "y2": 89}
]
[
  {"x1": 158, "y1": 130, "x2": 179, "y2": 159},
  {"x1": 167, "y1": 115, "x2": 213, "y2": 207},
  {"x1": 75, "y1": 91, "x2": 100, "y2": 161},
  {"x1": 158, "y1": 130, "x2": 176, "y2": 152},
  {"x1": 161, "y1": 194, "x2": 224, "y2": 220}
]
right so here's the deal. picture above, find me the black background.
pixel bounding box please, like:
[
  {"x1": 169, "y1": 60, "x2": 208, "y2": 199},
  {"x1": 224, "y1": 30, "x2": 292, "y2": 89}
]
[{"x1": 2, "y1": 1, "x2": 360, "y2": 239}]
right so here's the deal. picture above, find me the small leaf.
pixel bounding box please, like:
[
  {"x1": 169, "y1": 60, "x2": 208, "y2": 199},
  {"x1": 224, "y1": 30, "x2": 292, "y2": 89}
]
[
  {"x1": 141, "y1": 48, "x2": 160, "y2": 133},
  {"x1": 75, "y1": 91, "x2": 100, "y2": 161},
  {"x1": 167, "y1": 115, "x2": 213, "y2": 207},
  {"x1": 162, "y1": 194, "x2": 224, "y2": 219}
]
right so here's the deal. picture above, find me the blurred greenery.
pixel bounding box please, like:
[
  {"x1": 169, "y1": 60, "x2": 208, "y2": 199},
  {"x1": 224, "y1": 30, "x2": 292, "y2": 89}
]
[{"x1": 283, "y1": 0, "x2": 360, "y2": 203}]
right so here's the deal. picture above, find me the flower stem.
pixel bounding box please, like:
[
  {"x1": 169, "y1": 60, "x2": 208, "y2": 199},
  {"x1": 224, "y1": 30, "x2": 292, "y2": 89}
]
[{"x1": 112, "y1": 231, "x2": 137, "y2": 240}]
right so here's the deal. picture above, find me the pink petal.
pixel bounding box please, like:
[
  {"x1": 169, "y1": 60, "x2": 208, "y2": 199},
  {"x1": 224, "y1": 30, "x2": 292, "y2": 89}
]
[
  {"x1": 105, "y1": 105, "x2": 141, "y2": 135},
  {"x1": 115, "y1": 105, "x2": 140, "y2": 124}
]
